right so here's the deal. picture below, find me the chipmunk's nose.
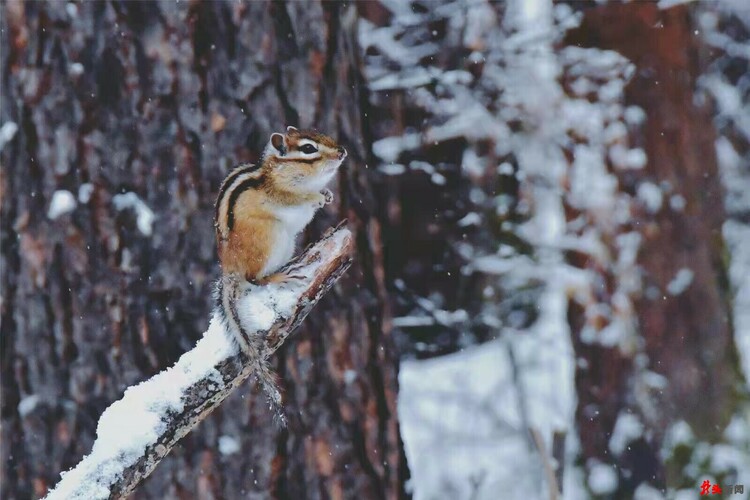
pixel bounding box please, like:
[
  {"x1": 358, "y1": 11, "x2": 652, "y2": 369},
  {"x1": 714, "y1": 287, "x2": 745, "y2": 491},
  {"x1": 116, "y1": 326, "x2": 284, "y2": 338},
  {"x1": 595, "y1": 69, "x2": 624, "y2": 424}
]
[{"x1": 338, "y1": 147, "x2": 347, "y2": 160}]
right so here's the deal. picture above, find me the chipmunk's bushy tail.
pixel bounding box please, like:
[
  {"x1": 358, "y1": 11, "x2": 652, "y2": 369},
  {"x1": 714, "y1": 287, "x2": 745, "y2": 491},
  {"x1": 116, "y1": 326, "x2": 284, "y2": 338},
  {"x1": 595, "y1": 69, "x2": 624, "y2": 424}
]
[
  {"x1": 216, "y1": 273, "x2": 252, "y2": 353},
  {"x1": 215, "y1": 273, "x2": 287, "y2": 427}
]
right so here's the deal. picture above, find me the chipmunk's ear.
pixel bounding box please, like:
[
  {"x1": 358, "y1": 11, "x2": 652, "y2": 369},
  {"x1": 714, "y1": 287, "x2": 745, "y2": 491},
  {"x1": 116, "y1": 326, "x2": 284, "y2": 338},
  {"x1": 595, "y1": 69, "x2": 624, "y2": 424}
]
[
  {"x1": 286, "y1": 126, "x2": 298, "y2": 132},
  {"x1": 270, "y1": 133, "x2": 286, "y2": 155}
]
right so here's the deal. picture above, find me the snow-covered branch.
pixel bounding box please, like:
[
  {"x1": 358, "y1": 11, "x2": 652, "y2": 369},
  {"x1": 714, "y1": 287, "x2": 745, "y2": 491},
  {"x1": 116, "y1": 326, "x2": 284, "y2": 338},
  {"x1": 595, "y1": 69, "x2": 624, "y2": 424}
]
[{"x1": 44, "y1": 224, "x2": 354, "y2": 500}]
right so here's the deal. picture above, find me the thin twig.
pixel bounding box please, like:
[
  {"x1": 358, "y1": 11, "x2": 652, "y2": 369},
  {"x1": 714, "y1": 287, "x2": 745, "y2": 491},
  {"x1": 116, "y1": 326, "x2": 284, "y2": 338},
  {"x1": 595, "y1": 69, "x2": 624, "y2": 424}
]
[{"x1": 529, "y1": 427, "x2": 561, "y2": 500}]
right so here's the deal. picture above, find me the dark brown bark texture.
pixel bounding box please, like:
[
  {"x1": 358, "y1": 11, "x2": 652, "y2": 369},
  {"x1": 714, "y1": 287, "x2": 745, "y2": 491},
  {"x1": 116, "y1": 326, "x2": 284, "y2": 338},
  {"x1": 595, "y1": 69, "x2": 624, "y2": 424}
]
[
  {"x1": 0, "y1": 2, "x2": 401, "y2": 499},
  {"x1": 566, "y1": 3, "x2": 737, "y2": 493}
]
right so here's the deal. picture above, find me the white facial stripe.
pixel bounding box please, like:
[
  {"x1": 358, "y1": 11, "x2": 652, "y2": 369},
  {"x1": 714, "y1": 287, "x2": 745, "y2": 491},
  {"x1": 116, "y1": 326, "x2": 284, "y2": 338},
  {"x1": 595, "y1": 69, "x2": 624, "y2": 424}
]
[
  {"x1": 298, "y1": 139, "x2": 317, "y2": 147},
  {"x1": 282, "y1": 151, "x2": 322, "y2": 160}
]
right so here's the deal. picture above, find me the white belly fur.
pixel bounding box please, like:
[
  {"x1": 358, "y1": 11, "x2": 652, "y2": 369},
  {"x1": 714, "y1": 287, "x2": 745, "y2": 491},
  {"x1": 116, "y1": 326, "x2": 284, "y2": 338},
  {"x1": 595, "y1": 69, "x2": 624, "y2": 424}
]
[{"x1": 260, "y1": 204, "x2": 318, "y2": 276}]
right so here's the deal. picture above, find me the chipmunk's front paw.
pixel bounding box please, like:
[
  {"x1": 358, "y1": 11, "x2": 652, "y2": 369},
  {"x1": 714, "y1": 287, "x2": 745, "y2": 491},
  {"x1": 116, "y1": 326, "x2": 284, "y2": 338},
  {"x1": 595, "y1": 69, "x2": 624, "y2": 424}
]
[{"x1": 320, "y1": 188, "x2": 334, "y2": 205}]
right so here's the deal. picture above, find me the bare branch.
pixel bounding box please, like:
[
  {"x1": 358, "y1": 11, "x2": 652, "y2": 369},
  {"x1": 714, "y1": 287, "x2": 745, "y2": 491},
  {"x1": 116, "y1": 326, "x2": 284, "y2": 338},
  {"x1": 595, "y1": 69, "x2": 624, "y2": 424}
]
[
  {"x1": 44, "y1": 224, "x2": 354, "y2": 500},
  {"x1": 529, "y1": 427, "x2": 560, "y2": 500}
]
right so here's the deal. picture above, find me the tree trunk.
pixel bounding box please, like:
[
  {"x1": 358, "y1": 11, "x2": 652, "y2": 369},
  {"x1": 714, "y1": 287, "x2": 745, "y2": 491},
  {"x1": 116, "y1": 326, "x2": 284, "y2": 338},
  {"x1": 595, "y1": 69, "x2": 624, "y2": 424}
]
[
  {"x1": 565, "y1": 3, "x2": 737, "y2": 493},
  {"x1": 0, "y1": 1, "x2": 402, "y2": 499}
]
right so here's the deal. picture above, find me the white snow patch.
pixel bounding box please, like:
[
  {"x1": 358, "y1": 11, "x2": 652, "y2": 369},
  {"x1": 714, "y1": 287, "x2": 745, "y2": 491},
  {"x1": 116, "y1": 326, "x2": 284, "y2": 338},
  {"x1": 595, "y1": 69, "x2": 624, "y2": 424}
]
[
  {"x1": 672, "y1": 489, "x2": 700, "y2": 500},
  {"x1": 598, "y1": 78, "x2": 625, "y2": 102},
  {"x1": 399, "y1": 341, "x2": 549, "y2": 500},
  {"x1": 343, "y1": 369, "x2": 357, "y2": 385},
  {"x1": 369, "y1": 67, "x2": 437, "y2": 91},
  {"x1": 358, "y1": 19, "x2": 438, "y2": 68},
  {"x1": 724, "y1": 414, "x2": 750, "y2": 447},
  {"x1": 462, "y1": 149, "x2": 486, "y2": 178},
  {"x1": 702, "y1": 74, "x2": 742, "y2": 115},
  {"x1": 627, "y1": 148, "x2": 647, "y2": 169},
  {"x1": 637, "y1": 182, "x2": 663, "y2": 213},
  {"x1": 512, "y1": 282, "x2": 577, "y2": 435},
  {"x1": 568, "y1": 144, "x2": 618, "y2": 211},
  {"x1": 112, "y1": 192, "x2": 156, "y2": 236},
  {"x1": 610, "y1": 145, "x2": 647, "y2": 170},
  {"x1": 666, "y1": 268, "x2": 694, "y2": 296},
  {"x1": 634, "y1": 483, "x2": 665, "y2": 500},
  {"x1": 710, "y1": 443, "x2": 746, "y2": 473},
  {"x1": 0, "y1": 121, "x2": 18, "y2": 151},
  {"x1": 392, "y1": 316, "x2": 434, "y2": 328},
  {"x1": 498, "y1": 162, "x2": 514, "y2": 176},
  {"x1": 18, "y1": 395, "x2": 41, "y2": 417},
  {"x1": 658, "y1": 0, "x2": 696, "y2": 9},
  {"x1": 723, "y1": 221, "x2": 750, "y2": 384},
  {"x1": 78, "y1": 183, "x2": 94, "y2": 204},
  {"x1": 409, "y1": 162, "x2": 446, "y2": 186},
  {"x1": 430, "y1": 173, "x2": 446, "y2": 185},
  {"x1": 237, "y1": 282, "x2": 300, "y2": 332},
  {"x1": 372, "y1": 134, "x2": 421, "y2": 163},
  {"x1": 65, "y1": 2, "x2": 78, "y2": 18},
  {"x1": 609, "y1": 412, "x2": 644, "y2": 455},
  {"x1": 588, "y1": 462, "x2": 618, "y2": 495},
  {"x1": 378, "y1": 164, "x2": 406, "y2": 176},
  {"x1": 48, "y1": 190, "x2": 77, "y2": 219},
  {"x1": 604, "y1": 121, "x2": 628, "y2": 143},
  {"x1": 426, "y1": 102, "x2": 508, "y2": 144},
  {"x1": 716, "y1": 137, "x2": 750, "y2": 217},
  {"x1": 642, "y1": 370, "x2": 668, "y2": 390},
  {"x1": 70, "y1": 62, "x2": 84, "y2": 76},
  {"x1": 669, "y1": 194, "x2": 686, "y2": 211},
  {"x1": 661, "y1": 420, "x2": 695, "y2": 459},
  {"x1": 458, "y1": 212, "x2": 481, "y2": 227},
  {"x1": 624, "y1": 106, "x2": 646, "y2": 125},
  {"x1": 470, "y1": 254, "x2": 535, "y2": 276},
  {"x1": 432, "y1": 309, "x2": 468, "y2": 326},
  {"x1": 218, "y1": 435, "x2": 241, "y2": 456}
]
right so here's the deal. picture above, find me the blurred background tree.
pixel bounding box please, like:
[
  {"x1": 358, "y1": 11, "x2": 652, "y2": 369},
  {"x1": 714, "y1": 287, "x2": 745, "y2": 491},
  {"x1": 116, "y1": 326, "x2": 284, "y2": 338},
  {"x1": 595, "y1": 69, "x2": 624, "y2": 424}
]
[
  {"x1": 1, "y1": 2, "x2": 402, "y2": 499},
  {"x1": 2, "y1": 1, "x2": 749, "y2": 499}
]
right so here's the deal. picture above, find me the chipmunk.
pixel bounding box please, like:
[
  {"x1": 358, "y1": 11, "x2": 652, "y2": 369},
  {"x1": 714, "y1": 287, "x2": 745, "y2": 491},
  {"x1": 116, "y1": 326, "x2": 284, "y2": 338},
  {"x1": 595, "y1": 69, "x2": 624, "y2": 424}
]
[{"x1": 214, "y1": 126, "x2": 347, "y2": 425}]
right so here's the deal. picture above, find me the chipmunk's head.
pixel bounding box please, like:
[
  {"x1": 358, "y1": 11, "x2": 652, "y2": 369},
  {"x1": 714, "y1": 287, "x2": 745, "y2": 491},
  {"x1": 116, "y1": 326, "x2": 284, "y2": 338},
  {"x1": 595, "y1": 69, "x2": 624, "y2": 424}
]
[{"x1": 262, "y1": 126, "x2": 347, "y2": 191}]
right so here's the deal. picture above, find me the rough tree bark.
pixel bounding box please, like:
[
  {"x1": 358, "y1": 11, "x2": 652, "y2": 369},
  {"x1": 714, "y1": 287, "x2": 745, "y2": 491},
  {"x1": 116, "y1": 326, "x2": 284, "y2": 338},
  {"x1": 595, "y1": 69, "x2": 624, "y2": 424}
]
[
  {"x1": 565, "y1": 3, "x2": 738, "y2": 493},
  {"x1": 1, "y1": 2, "x2": 402, "y2": 499}
]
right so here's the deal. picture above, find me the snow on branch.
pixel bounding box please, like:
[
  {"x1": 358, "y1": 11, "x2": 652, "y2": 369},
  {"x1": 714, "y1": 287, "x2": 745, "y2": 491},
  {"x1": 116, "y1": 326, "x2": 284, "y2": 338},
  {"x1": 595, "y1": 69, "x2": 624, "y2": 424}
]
[{"x1": 44, "y1": 224, "x2": 354, "y2": 500}]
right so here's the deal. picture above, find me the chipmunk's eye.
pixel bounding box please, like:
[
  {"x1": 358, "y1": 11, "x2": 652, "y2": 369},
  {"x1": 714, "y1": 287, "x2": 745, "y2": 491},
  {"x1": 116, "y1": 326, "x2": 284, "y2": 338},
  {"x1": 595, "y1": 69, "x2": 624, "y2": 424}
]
[{"x1": 299, "y1": 144, "x2": 318, "y2": 154}]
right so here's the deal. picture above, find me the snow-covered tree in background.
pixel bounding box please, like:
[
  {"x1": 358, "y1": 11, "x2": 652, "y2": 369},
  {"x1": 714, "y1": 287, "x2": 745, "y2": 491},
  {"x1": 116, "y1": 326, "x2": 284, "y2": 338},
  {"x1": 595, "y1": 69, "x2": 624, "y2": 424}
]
[{"x1": 361, "y1": 1, "x2": 750, "y2": 498}]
